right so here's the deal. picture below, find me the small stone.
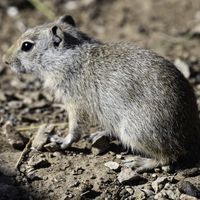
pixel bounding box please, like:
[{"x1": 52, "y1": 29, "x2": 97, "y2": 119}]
[
  {"x1": 32, "y1": 123, "x2": 55, "y2": 150},
  {"x1": 133, "y1": 188, "x2": 146, "y2": 199},
  {"x1": 104, "y1": 161, "x2": 120, "y2": 171},
  {"x1": 44, "y1": 142, "x2": 60, "y2": 152},
  {"x1": 23, "y1": 97, "x2": 33, "y2": 105},
  {"x1": 141, "y1": 189, "x2": 155, "y2": 197},
  {"x1": 126, "y1": 187, "x2": 134, "y2": 195},
  {"x1": 152, "y1": 177, "x2": 168, "y2": 193},
  {"x1": 28, "y1": 155, "x2": 49, "y2": 168},
  {"x1": 190, "y1": 55, "x2": 197, "y2": 63},
  {"x1": 119, "y1": 189, "x2": 129, "y2": 197},
  {"x1": 68, "y1": 193, "x2": 74, "y2": 198},
  {"x1": 29, "y1": 100, "x2": 49, "y2": 109},
  {"x1": 154, "y1": 168, "x2": 161, "y2": 173},
  {"x1": 174, "y1": 58, "x2": 190, "y2": 78},
  {"x1": 91, "y1": 135, "x2": 110, "y2": 155},
  {"x1": 3, "y1": 121, "x2": 25, "y2": 148},
  {"x1": 182, "y1": 168, "x2": 200, "y2": 177},
  {"x1": 78, "y1": 181, "x2": 93, "y2": 192},
  {"x1": 7, "y1": 6, "x2": 19, "y2": 17},
  {"x1": 154, "y1": 191, "x2": 167, "y2": 199},
  {"x1": 116, "y1": 154, "x2": 122, "y2": 159},
  {"x1": 162, "y1": 165, "x2": 173, "y2": 173},
  {"x1": 0, "y1": 159, "x2": 19, "y2": 176},
  {"x1": 181, "y1": 181, "x2": 199, "y2": 197},
  {"x1": 164, "y1": 183, "x2": 181, "y2": 199},
  {"x1": 15, "y1": 175, "x2": 23, "y2": 183},
  {"x1": 52, "y1": 151, "x2": 62, "y2": 158},
  {"x1": 0, "y1": 92, "x2": 7, "y2": 101},
  {"x1": 26, "y1": 171, "x2": 36, "y2": 180},
  {"x1": 8, "y1": 100, "x2": 23, "y2": 109},
  {"x1": 118, "y1": 168, "x2": 140, "y2": 184},
  {"x1": 180, "y1": 194, "x2": 198, "y2": 200},
  {"x1": 152, "y1": 173, "x2": 157, "y2": 178},
  {"x1": 64, "y1": 1, "x2": 78, "y2": 10}
]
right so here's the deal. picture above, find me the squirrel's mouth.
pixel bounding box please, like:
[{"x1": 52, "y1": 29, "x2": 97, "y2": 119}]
[{"x1": 10, "y1": 64, "x2": 26, "y2": 74}]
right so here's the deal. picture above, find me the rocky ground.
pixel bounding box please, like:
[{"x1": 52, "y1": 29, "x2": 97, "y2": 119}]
[{"x1": 1, "y1": 0, "x2": 200, "y2": 199}]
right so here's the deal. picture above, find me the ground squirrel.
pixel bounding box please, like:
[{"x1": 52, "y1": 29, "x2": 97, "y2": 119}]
[{"x1": 3, "y1": 15, "x2": 200, "y2": 172}]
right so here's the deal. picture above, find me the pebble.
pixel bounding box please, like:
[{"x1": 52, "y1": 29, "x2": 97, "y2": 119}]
[
  {"x1": 26, "y1": 171, "x2": 36, "y2": 180},
  {"x1": 91, "y1": 135, "x2": 110, "y2": 155},
  {"x1": 7, "y1": 6, "x2": 19, "y2": 17},
  {"x1": 141, "y1": 189, "x2": 155, "y2": 197},
  {"x1": 181, "y1": 181, "x2": 199, "y2": 197},
  {"x1": 154, "y1": 168, "x2": 161, "y2": 173},
  {"x1": 0, "y1": 159, "x2": 19, "y2": 176},
  {"x1": 152, "y1": 177, "x2": 168, "y2": 193},
  {"x1": 0, "y1": 92, "x2": 7, "y2": 101},
  {"x1": 8, "y1": 100, "x2": 23, "y2": 109},
  {"x1": 44, "y1": 142, "x2": 60, "y2": 152},
  {"x1": 104, "y1": 161, "x2": 120, "y2": 171},
  {"x1": 182, "y1": 168, "x2": 200, "y2": 177},
  {"x1": 162, "y1": 165, "x2": 173, "y2": 173},
  {"x1": 3, "y1": 121, "x2": 25, "y2": 148},
  {"x1": 132, "y1": 188, "x2": 146, "y2": 199},
  {"x1": 174, "y1": 58, "x2": 190, "y2": 79},
  {"x1": 32, "y1": 123, "x2": 55, "y2": 150},
  {"x1": 29, "y1": 100, "x2": 49, "y2": 110},
  {"x1": 118, "y1": 168, "x2": 140, "y2": 184},
  {"x1": 116, "y1": 154, "x2": 122, "y2": 159},
  {"x1": 68, "y1": 193, "x2": 74, "y2": 198},
  {"x1": 28, "y1": 155, "x2": 49, "y2": 168},
  {"x1": 64, "y1": 1, "x2": 78, "y2": 10},
  {"x1": 152, "y1": 173, "x2": 157, "y2": 178},
  {"x1": 9, "y1": 114, "x2": 18, "y2": 122},
  {"x1": 180, "y1": 194, "x2": 198, "y2": 200},
  {"x1": 126, "y1": 187, "x2": 134, "y2": 195},
  {"x1": 164, "y1": 183, "x2": 181, "y2": 199},
  {"x1": 154, "y1": 183, "x2": 181, "y2": 200},
  {"x1": 78, "y1": 181, "x2": 93, "y2": 192}
]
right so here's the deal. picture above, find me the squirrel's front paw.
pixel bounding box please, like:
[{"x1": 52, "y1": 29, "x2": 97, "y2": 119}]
[{"x1": 45, "y1": 132, "x2": 73, "y2": 149}]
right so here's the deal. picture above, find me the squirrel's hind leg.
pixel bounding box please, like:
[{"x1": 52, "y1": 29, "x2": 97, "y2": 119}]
[{"x1": 121, "y1": 156, "x2": 163, "y2": 173}]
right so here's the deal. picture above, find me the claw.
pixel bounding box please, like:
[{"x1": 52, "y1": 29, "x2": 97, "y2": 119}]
[
  {"x1": 45, "y1": 132, "x2": 54, "y2": 139},
  {"x1": 44, "y1": 132, "x2": 63, "y2": 145}
]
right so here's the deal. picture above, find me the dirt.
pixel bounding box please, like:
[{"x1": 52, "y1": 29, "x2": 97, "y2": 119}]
[{"x1": 1, "y1": 0, "x2": 200, "y2": 199}]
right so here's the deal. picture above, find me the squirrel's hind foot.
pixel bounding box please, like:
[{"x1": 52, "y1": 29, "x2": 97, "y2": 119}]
[
  {"x1": 87, "y1": 131, "x2": 110, "y2": 142},
  {"x1": 122, "y1": 156, "x2": 162, "y2": 173}
]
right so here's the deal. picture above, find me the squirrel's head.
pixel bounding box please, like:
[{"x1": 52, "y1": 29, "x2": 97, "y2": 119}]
[{"x1": 3, "y1": 15, "x2": 99, "y2": 77}]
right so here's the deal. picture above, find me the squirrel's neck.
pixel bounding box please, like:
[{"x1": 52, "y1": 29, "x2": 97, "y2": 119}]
[{"x1": 43, "y1": 44, "x2": 95, "y2": 104}]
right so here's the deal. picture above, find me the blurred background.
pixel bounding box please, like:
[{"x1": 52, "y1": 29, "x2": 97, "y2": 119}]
[{"x1": 1, "y1": 0, "x2": 200, "y2": 60}]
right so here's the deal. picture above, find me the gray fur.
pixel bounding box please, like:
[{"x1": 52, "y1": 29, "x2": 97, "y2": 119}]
[{"x1": 3, "y1": 15, "x2": 200, "y2": 172}]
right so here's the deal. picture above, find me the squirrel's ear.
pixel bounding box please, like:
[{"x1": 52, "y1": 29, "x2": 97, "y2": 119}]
[
  {"x1": 60, "y1": 15, "x2": 76, "y2": 27},
  {"x1": 51, "y1": 26, "x2": 64, "y2": 47}
]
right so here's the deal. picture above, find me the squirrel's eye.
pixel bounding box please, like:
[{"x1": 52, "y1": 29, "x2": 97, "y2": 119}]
[{"x1": 21, "y1": 42, "x2": 34, "y2": 51}]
